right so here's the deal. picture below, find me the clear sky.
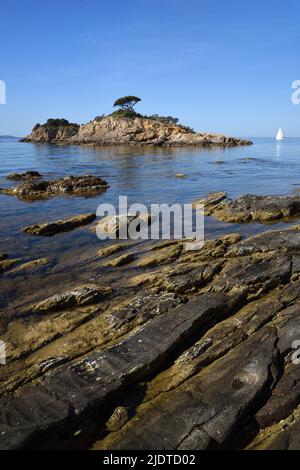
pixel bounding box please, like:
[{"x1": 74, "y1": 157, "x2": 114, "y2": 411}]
[{"x1": 1, "y1": 0, "x2": 300, "y2": 137}]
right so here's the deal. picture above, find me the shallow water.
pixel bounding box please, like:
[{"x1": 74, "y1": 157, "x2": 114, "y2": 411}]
[{"x1": 1, "y1": 137, "x2": 300, "y2": 280}]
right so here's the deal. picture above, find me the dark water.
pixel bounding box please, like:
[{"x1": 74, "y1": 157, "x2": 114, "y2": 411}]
[{"x1": 1, "y1": 137, "x2": 300, "y2": 260}]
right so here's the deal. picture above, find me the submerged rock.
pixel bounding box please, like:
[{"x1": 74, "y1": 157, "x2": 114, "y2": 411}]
[
  {"x1": 22, "y1": 213, "x2": 96, "y2": 236},
  {"x1": 0, "y1": 175, "x2": 109, "y2": 200}
]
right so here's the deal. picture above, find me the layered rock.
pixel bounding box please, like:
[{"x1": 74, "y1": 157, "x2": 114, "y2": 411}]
[
  {"x1": 21, "y1": 119, "x2": 79, "y2": 143},
  {"x1": 6, "y1": 171, "x2": 42, "y2": 180},
  {"x1": 2, "y1": 226, "x2": 300, "y2": 450},
  {"x1": 22, "y1": 116, "x2": 252, "y2": 147}
]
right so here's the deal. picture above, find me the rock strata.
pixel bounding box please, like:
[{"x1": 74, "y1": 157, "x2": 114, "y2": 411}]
[
  {"x1": 0, "y1": 175, "x2": 108, "y2": 200},
  {"x1": 3, "y1": 225, "x2": 300, "y2": 450}
]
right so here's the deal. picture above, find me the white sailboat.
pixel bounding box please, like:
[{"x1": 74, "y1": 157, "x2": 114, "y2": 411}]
[{"x1": 276, "y1": 128, "x2": 284, "y2": 141}]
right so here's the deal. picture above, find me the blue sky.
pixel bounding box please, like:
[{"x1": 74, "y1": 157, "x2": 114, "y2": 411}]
[{"x1": 1, "y1": 0, "x2": 300, "y2": 137}]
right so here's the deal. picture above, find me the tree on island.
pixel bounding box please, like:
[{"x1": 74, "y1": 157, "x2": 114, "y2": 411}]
[{"x1": 113, "y1": 96, "x2": 141, "y2": 111}]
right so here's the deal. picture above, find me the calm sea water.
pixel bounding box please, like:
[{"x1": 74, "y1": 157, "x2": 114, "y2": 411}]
[{"x1": 1, "y1": 137, "x2": 300, "y2": 259}]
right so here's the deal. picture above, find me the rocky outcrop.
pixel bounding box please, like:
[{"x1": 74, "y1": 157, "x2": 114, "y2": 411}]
[
  {"x1": 3, "y1": 226, "x2": 300, "y2": 450},
  {"x1": 21, "y1": 119, "x2": 79, "y2": 143},
  {"x1": 0, "y1": 175, "x2": 109, "y2": 200},
  {"x1": 22, "y1": 116, "x2": 252, "y2": 147},
  {"x1": 22, "y1": 213, "x2": 96, "y2": 236},
  {"x1": 197, "y1": 192, "x2": 300, "y2": 223}
]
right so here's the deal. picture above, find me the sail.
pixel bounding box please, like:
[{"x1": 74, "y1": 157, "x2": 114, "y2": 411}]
[{"x1": 276, "y1": 128, "x2": 284, "y2": 140}]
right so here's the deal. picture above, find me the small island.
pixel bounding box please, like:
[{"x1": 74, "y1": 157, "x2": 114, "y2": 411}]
[{"x1": 22, "y1": 95, "x2": 252, "y2": 147}]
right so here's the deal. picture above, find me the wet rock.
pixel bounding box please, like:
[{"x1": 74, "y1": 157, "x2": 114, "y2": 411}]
[
  {"x1": 0, "y1": 291, "x2": 241, "y2": 449},
  {"x1": 248, "y1": 406, "x2": 300, "y2": 450},
  {"x1": 175, "y1": 173, "x2": 187, "y2": 178},
  {"x1": 97, "y1": 244, "x2": 126, "y2": 258},
  {"x1": 0, "y1": 175, "x2": 109, "y2": 199},
  {"x1": 95, "y1": 214, "x2": 155, "y2": 239},
  {"x1": 4, "y1": 225, "x2": 300, "y2": 450},
  {"x1": 96, "y1": 326, "x2": 279, "y2": 450},
  {"x1": 22, "y1": 213, "x2": 96, "y2": 236},
  {"x1": 7, "y1": 171, "x2": 42, "y2": 180},
  {"x1": 7, "y1": 258, "x2": 49, "y2": 275},
  {"x1": 205, "y1": 193, "x2": 300, "y2": 222},
  {"x1": 106, "y1": 407, "x2": 129, "y2": 432},
  {"x1": 21, "y1": 119, "x2": 79, "y2": 143},
  {"x1": 31, "y1": 284, "x2": 112, "y2": 313},
  {"x1": 23, "y1": 116, "x2": 252, "y2": 147},
  {"x1": 0, "y1": 253, "x2": 8, "y2": 261},
  {"x1": 103, "y1": 253, "x2": 135, "y2": 267},
  {"x1": 193, "y1": 191, "x2": 227, "y2": 214}
]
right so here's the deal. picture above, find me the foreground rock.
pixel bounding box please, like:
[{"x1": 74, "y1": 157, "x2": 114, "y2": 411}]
[
  {"x1": 0, "y1": 175, "x2": 109, "y2": 200},
  {"x1": 3, "y1": 225, "x2": 300, "y2": 450},
  {"x1": 22, "y1": 213, "x2": 96, "y2": 236},
  {"x1": 23, "y1": 116, "x2": 252, "y2": 147},
  {"x1": 197, "y1": 192, "x2": 300, "y2": 222}
]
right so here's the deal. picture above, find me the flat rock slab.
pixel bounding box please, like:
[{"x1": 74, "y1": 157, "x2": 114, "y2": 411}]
[{"x1": 22, "y1": 213, "x2": 96, "y2": 236}]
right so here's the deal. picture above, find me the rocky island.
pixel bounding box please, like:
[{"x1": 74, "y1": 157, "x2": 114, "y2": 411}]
[
  {"x1": 2, "y1": 191, "x2": 300, "y2": 450},
  {"x1": 22, "y1": 96, "x2": 252, "y2": 147}
]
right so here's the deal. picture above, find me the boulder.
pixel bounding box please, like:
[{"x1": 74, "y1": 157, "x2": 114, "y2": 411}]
[{"x1": 6, "y1": 171, "x2": 42, "y2": 180}]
